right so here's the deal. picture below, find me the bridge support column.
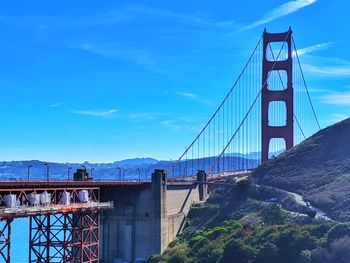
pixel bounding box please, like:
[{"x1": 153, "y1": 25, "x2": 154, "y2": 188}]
[
  {"x1": 261, "y1": 28, "x2": 294, "y2": 162},
  {"x1": 0, "y1": 219, "x2": 12, "y2": 263},
  {"x1": 71, "y1": 212, "x2": 100, "y2": 263},
  {"x1": 196, "y1": 170, "x2": 208, "y2": 201},
  {"x1": 150, "y1": 169, "x2": 168, "y2": 254},
  {"x1": 29, "y1": 214, "x2": 73, "y2": 262}
]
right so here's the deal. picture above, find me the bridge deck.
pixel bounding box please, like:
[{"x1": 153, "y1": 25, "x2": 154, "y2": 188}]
[
  {"x1": 0, "y1": 201, "x2": 113, "y2": 220},
  {"x1": 0, "y1": 181, "x2": 149, "y2": 189}
]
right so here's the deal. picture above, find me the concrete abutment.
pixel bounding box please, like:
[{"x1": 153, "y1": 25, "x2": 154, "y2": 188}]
[{"x1": 100, "y1": 169, "x2": 208, "y2": 262}]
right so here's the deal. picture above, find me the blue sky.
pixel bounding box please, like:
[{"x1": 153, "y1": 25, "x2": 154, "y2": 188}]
[{"x1": 0, "y1": 0, "x2": 349, "y2": 162}]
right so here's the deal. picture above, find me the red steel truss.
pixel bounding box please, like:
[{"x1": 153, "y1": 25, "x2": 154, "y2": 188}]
[
  {"x1": 0, "y1": 219, "x2": 11, "y2": 263},
  {"x1": 29, "y1": 212, "x2": 101, "y2": 263},
  {"x1": 29, "y1": 213, "x2": 73, "y2": 262},
  {"x1": 0, "y1": 185, "x2": 112, "y2": 262},
  {"x1": 71, "y1": 212, "x2": 100, "y2": 263}
]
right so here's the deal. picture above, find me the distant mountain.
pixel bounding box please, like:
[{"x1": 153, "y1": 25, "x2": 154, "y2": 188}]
[
  {"x1": 0, "y1": 158, "x2": 161, "y2": 181},
  {"x1": 0, "y1": 154, "x2": 260, "y2": 181},
  {"x1": 225, "y1": 150, "x2": 284, "y2": 160},
  {"x1": 253, "y1": 118, "x2": 350, "y2": 221},
  {"x1": 114, "y1": 158, "x2": 158, "y2": 167}
]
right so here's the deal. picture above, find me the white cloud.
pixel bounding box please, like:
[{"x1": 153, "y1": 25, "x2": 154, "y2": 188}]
[
  {"x1": 331, "y1": 114, "x2": 349, "y2": 122},
  {"x1": 320, "y1": 92, "x2": 350, "y2": 106},
  {"x1": 0, "y1": 10, "x2": 131, "y2": 31},
  {"x1": 174, "y1": 91, "x2": 213, "y2": 106},
  {"x1": 303, "y1": 63, "x2": 350, "y2": 77},
  {"x1": 294, "y1": 42, "x2": 334, "y2": 56},
  {"x1": 126, "y1": 5, "x2": 238, "y2": 30},
  {"x1": 307, "y1": 88, "x2": 330, "y2": 93},
  {"x1": 128, "y1": 112, "x2": 165, "y2": 121},
  {"x1": 76, "y1": 43, "x2": 167, "y2": 75},
  {"x1": 299, "y1": 55, "x2": 350, "y2": 78},
  {"x1": 244, "y1": 0, "x2": 317, "y2": 30},
  {"x1": 161, "y1": 120, "x2": 182, "y2": 132},
  {"x1": 49, "y1": 102, "x2": 66, "y2": 108},
  {"x1": 73, "y1": 109, "x2": 118, "y2": 118}
]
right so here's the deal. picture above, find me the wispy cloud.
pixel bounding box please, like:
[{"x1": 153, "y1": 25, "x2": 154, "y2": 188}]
[
  {"x1": 0, "y1": 10, "x2": 131, "y2": 31},
  {"x1": 244, "y1": 0, "x2": 317, "y2": 30},
  {"x1": 76, "y1": 43, "x2": 166, "y2": 75},
  {"x1": 299, "y1": 54, "x2": 350, "y2": 78},
  {"x1": 331, "y1": 114, "x2": 349, "y2": 122},
  {"x1": 126, "y1": 5, "x2": 238, "y2": 30},
  {"x1": 49, "y1": 102, "x2": 66, "y2": 108},
  {"x1": 161, "y1": 120, "x2": 182, "y2": 132},
  {"x1": 294, "y1": 42, "x2": 334, "y2": 56},
  {"x1": 320, "y1": 92, "x2": 350, "y2": 106},
  {"x1": 307, "y1": 88, "x2": 330, "y2": 93},
  {"x1": 128, "y1": 112, "x2": 166, "y2": 121},
  {"x1": 171, "y1": 90, "x2": 213, "y2": 106},
  {"x1": 303, "y1": 62, "x2": 350, "y2": 77},
  {"x1": 73, "y1": 109, "x2": 118, "y2": 118}
]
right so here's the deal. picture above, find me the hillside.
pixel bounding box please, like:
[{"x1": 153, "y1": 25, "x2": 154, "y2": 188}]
[
  {"x1": 253, "y1": 118, "x2": 350, "y2": 221},
  {"x1": 148, "y1": 179, "x2": 350, "y2": 263}
]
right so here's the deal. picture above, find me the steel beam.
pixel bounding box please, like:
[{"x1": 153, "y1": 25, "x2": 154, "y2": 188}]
[
  {"x1": 29, "y1": 214, "x2": 74, "y2": 263},
  {"x1": 0, "y1": 219, "x2": 11, "y2": 263},
  {"x1": 71, "y1": 212, "x2": 100, "y2": 263}
]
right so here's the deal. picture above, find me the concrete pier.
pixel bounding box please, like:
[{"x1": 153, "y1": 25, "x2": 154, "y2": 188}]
[{"x1": 100, "y1": 170, "x2": 208, "y2": 262}]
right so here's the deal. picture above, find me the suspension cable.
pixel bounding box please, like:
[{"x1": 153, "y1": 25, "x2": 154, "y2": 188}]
[
  {"x1": 167, "y1": 35, "x2": 263, "y2": 174},
  {"x1": 208, "y1": 31, "x2": 291, "y2": 175},
  {"x1": 292, "y1": 37, "x2": 321, "y2": 130}
]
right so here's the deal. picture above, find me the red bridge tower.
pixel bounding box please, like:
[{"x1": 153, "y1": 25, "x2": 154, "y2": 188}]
[{"x1": 261, "y1": 28, "x2": 294, "y2": 162}]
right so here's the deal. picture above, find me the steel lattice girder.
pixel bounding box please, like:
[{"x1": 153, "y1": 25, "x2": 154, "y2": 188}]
[
  {"x1": 30, "y1": 212, "x2": 101, "y2": 263},
  {"x1": 71, "y1": 212, "x2": 100, "y2": 263},
  {"x1": 0, "y1": 220, "x2": 11, "y2": 263},
  {"x1": 29, "y1": 214, "x2": 74, "y2": 263}
]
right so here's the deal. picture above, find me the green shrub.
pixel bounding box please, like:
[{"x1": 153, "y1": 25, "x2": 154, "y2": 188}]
[
  {"x1": 326, "y1": 224, "x2": 350, "y2": 242},
  {"x1": 220, "y1": 239, "x2": 255, "y2": 263},
  {"x1": 261, "y1": 204, "x2": 287, "y2": 225},
  {"x1": 190, "y1": 235, "x2": 205, "y2": 244},
  {"x1": 236, "y1": 178, "x2": 252, "y2": 199},
  {"x1": 167, "y1": 244, "x2": 189, "y2": 263},
  {"x1": 193, "y1": 239, "x2": 224, "y2": 263},
  {"x1": 203, "y1": 226, "x2": 230, "y2": 239},
  {"x1": 255, "y1": 242, "x2": 279, "y2": 263}
]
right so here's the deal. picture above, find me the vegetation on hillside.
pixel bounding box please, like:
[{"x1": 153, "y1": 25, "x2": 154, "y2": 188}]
[
  {"x1": 148, "y1": 178, "x2": 350, "y2": 263},
  {"x1": 253, "y1": 118, "x2": 350, "y2": 221}
]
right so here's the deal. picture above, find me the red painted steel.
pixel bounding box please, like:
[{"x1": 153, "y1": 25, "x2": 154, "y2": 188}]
[
  {"x1": 0, "y1": 187, "x2": 102, "y2": 221},
  {"x1": 0, "y1": 185, "x2": 111, "y2": 262},
  {"x1": 261, "y1": 28, "x2": 294, "y2": 162},
  {"x1": 0, "y1": 181, "x2": 148, "y2": 190},
  {"x1": 29, "y1": 214, "x2": 74, "y2": 262},
  {"x1": 0, "y1": 220, "x2": 11, "y2": 263},
  {"x1": 71, "y1": 212, "x2": 100, "y2": 263}
]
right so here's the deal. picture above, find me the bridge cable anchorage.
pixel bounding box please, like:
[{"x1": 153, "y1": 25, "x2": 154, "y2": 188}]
[
  {"x1": 207, "y1": 30, "x2": 291, "y2": 176},
  {"x1": 292, "y1": 37, "x2": 321, "y2": 131},
  {"x1": 267, "y1": 44, "x2": 306, "y2": 141},
  {"x1": 166, "y1": 35, "x2": 263, "y2": 176}
]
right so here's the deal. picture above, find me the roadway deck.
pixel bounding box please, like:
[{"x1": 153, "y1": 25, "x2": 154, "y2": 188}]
[
  {"x1": 0, "y1": 201, "x2": 113, "y2": 220},
  {"x1": 0, "y1": 181, "x2": 149, "y2": 189}
]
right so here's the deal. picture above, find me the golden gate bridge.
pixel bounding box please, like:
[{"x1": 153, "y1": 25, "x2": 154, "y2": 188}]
[
  {"x1": 0, "y1": 28, "x2": 321, "y2": 262},
  {"x1": 167, "y1": 27, "x2": 320, "y2": 179}
]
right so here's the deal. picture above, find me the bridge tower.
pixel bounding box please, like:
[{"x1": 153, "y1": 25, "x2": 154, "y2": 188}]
[{"x1": 261, "y1": 28, "x2": 293, "y2": 162}]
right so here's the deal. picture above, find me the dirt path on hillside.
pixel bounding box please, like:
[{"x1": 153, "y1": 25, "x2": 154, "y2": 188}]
[{"x1": 282, "y1": 189, "x2": 332, "y2": 221}]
